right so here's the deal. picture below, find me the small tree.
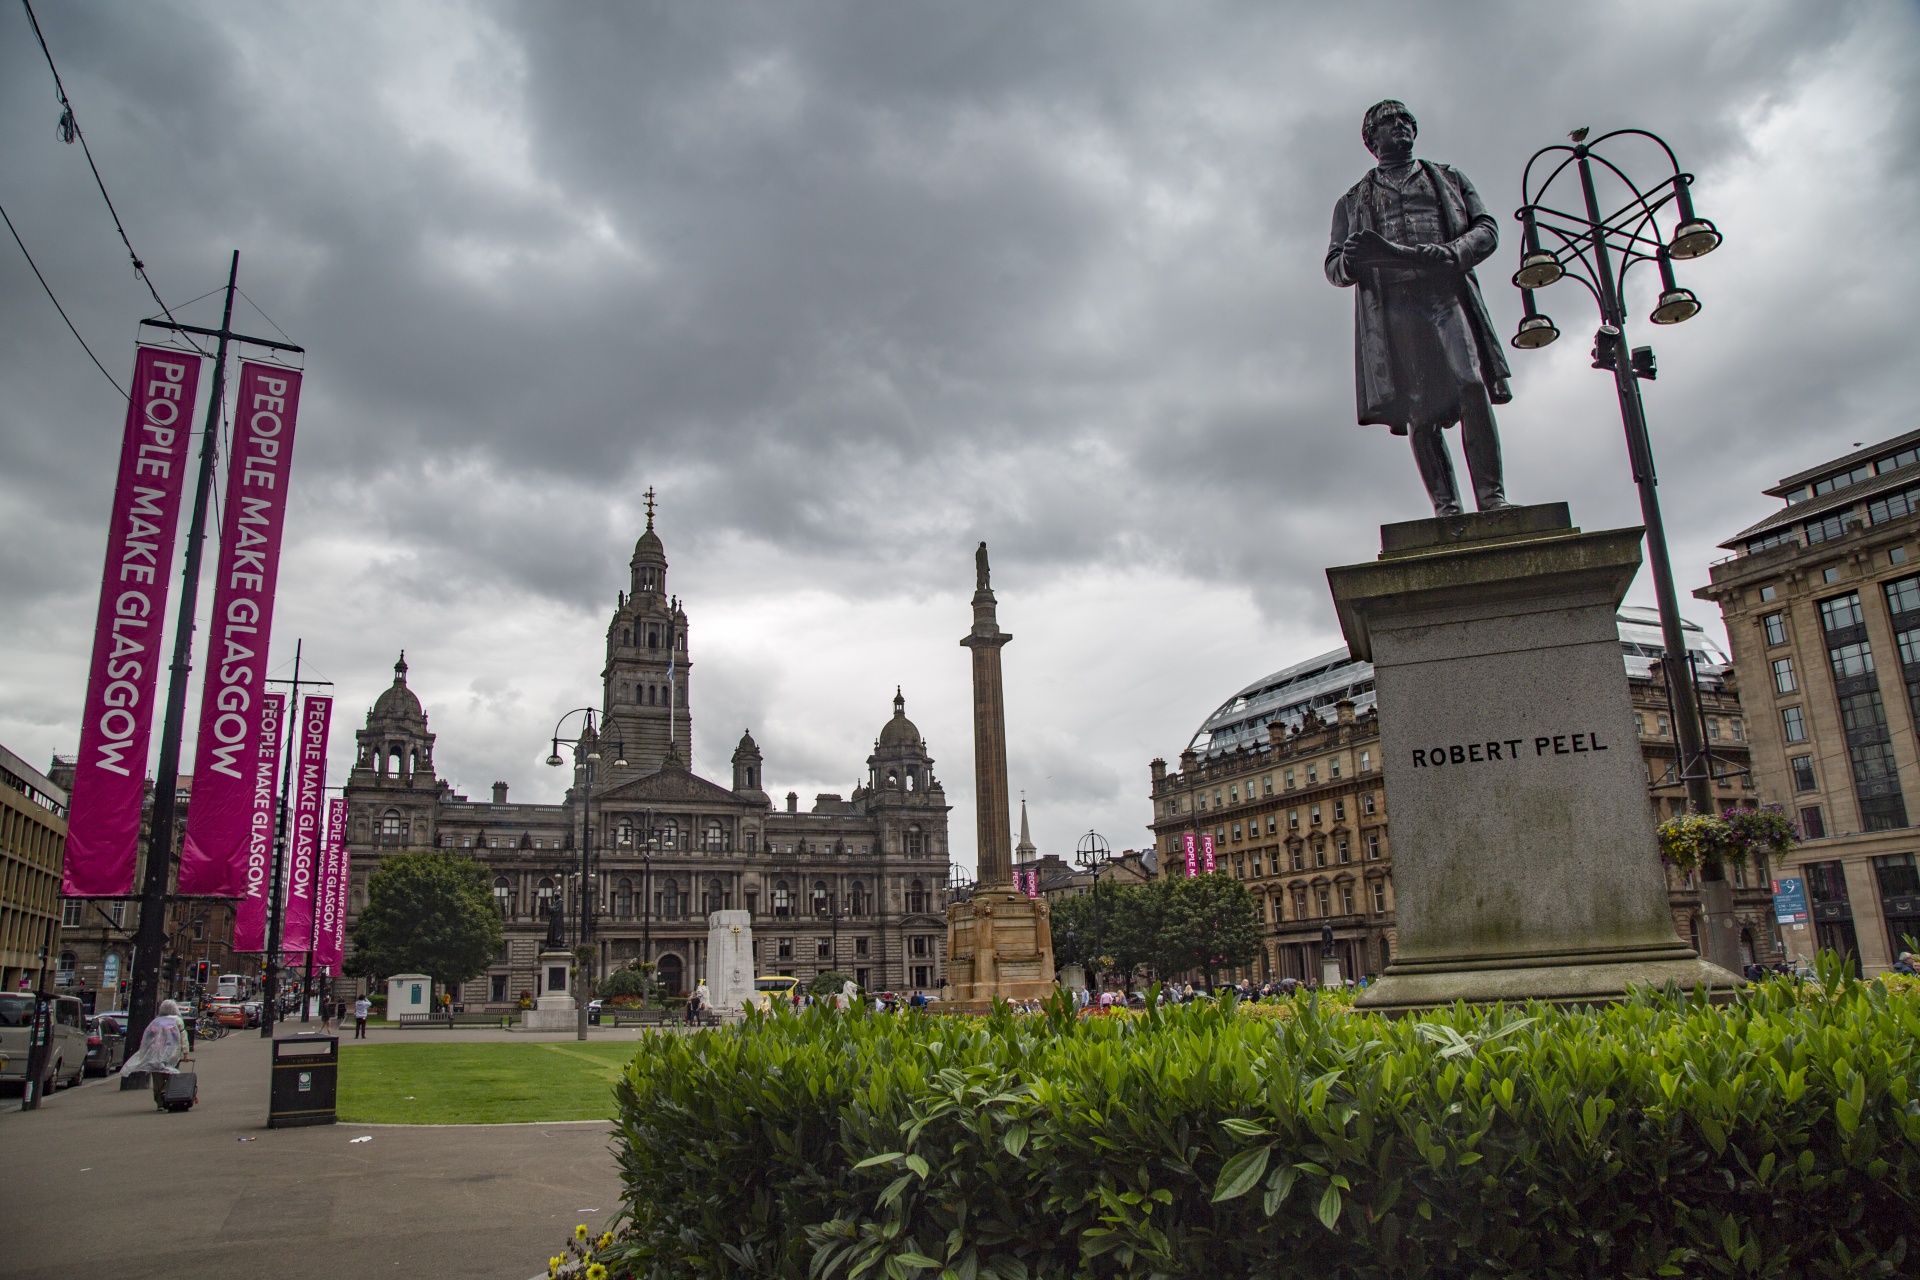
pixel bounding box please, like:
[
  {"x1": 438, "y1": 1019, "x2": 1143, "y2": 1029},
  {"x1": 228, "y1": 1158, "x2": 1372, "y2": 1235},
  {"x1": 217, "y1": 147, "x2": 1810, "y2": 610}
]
[
  {"x1": 599, "y1": 962, "x2": 653, "y2": 1003},
  {"x1": 349, "y1": 851, "x2": 503, "y2": 998},
  {"x1": 1164, "y1": 871, "x2": 1262, "y2": 990},
  {"x1": 809, "y1": 970, "x2": 856, "y2": 998}
]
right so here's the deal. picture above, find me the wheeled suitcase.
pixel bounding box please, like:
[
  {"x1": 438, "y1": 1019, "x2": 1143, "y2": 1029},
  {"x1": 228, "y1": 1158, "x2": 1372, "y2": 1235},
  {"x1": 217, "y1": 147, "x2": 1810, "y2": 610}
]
[{"x1": 162, "y1": 1070, "x2": 198, "y2": 1112}]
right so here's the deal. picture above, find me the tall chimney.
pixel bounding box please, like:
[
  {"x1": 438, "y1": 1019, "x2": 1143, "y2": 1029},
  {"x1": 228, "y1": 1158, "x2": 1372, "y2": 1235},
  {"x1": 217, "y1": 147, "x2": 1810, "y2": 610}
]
[{"x1": 492, "y1": 781, "x2": 508, "y2": 805}]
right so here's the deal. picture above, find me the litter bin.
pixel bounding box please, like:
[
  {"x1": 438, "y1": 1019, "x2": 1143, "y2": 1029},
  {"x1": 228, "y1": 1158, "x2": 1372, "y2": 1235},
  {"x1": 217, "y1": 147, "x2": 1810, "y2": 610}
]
[{"x1": 268, "y1": 1033, "x2": 339, "y2": 1128}]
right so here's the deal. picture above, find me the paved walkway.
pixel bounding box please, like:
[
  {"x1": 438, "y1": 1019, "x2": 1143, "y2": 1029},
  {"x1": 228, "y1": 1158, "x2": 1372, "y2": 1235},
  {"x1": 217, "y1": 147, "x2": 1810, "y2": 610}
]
[{"x1": 0, "y1": 1024, "x2": 658, "y2": 1280}]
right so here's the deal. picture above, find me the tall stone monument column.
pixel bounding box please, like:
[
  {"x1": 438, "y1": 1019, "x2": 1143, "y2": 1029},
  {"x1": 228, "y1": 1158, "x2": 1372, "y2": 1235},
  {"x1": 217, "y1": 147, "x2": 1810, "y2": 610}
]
[
  {"x1": 944, "y1": 543, "x2": 1056, "y2": 1007},
  {"x1": 966, "y1": 544, "x2": 1015, "y2": 890}
]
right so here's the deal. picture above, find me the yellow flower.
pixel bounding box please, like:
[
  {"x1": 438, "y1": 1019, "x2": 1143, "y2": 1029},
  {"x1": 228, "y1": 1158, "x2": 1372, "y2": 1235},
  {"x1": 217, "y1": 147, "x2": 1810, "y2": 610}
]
[
  {"x1": 548, "y1": 1258, "x2": 561, "y2": 1276},
  {"x1": 598, "y1": 1232, "x2": 614, "y2": 1249},
  {"x1": 587, "y1": 1266, "x2": 608, "y2": 1280},
  {"x1": 575, "y1": 1224, "x2": 589, "y2": 1240}
]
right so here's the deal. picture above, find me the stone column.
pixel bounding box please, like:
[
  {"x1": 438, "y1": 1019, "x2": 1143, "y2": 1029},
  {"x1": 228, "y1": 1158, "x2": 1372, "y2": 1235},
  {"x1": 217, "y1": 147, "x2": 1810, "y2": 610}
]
[{"x1": 962, "y1": 543, "x2": 1014, "y2": 889}]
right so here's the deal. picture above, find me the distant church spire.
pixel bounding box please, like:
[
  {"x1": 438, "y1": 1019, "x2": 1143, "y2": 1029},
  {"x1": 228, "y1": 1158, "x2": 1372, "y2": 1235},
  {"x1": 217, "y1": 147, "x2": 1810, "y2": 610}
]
[{"x1": 1015, "y1": 791, "x2": 1036, "y2": 860}]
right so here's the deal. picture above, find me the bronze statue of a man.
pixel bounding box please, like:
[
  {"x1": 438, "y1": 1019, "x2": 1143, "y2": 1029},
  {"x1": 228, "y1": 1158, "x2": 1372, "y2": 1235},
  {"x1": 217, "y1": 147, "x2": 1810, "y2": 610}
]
[{"x1": 1326, "y1": 101, "x2": 1513, "y2": 516}]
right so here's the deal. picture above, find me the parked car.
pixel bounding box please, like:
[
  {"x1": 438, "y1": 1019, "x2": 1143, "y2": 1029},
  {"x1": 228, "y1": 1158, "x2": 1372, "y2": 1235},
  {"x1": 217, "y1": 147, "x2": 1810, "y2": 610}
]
[
  {"x1": 242, "y1": 999, "x2": 263, "y2": 1026},
  {"x1": 208, "y1": 1001, "x2": 249, "y2": 1028},
  {"x1": 0, "y1": 993, "x2": 87, "y2": 1095},
  {"x1": 84, "y1": 1013, "x2": 127, "y2": 1075}
]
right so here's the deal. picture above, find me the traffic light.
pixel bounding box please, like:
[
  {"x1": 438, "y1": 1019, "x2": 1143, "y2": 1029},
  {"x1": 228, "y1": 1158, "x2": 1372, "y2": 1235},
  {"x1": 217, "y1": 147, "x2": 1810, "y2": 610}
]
[{"x1": 194, "y1": 960, "x2": 210, "y2": 985}]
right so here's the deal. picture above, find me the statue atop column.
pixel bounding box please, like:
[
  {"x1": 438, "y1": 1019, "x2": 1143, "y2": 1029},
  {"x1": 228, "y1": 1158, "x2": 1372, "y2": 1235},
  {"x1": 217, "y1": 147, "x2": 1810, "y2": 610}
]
[{"x1": 1325, "y1": 100, "x2": 1514, "y2": 517}]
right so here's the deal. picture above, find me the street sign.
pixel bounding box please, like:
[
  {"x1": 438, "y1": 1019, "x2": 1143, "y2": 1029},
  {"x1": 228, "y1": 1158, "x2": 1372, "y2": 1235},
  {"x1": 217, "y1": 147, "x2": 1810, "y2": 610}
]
[{"x1": 1772, "y1": 877, "x2": 1809, "y2": 926}]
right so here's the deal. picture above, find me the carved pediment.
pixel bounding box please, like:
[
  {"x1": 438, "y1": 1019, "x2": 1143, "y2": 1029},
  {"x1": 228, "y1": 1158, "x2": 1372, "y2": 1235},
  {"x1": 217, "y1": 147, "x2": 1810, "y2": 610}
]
[{"x1": 595, "y1": 767, "x2": 750, "y2": 807}]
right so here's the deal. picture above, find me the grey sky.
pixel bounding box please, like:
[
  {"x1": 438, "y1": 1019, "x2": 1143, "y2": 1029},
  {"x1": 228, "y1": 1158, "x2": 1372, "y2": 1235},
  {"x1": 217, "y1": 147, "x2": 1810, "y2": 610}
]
[{"x1": 2, "y1": 1, "x2": 1915, "y2": 871}]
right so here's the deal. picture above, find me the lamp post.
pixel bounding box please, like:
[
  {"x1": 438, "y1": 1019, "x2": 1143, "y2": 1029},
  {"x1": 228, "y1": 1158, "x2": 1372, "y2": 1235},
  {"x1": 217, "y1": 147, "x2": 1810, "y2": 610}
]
[
  {"x1": 1074, "y1": 830, "x2": 1111, "y2": 993},
  {"x1": 1509, "y1": 127, "x2": 1738, "y2": 970},
  {"x1": 547, "y1": 708, "x2": 626, "y2": 1040}
]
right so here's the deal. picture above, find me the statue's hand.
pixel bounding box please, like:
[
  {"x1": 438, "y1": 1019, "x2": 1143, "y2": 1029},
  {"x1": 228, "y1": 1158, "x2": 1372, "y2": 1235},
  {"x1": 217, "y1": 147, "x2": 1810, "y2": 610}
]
[{"x1": 1409, "y1": 243, "x2": 1454, "y2": 266}]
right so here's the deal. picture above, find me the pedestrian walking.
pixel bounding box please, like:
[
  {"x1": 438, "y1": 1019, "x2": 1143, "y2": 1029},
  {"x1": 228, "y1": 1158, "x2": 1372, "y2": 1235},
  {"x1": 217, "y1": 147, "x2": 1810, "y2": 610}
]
[
  {"x1": 120, "y1": 999, "x2": 188, "y2": 1110},
  {"x1": 353, "y1": 994, "x2": 370, "y2": 1039}
]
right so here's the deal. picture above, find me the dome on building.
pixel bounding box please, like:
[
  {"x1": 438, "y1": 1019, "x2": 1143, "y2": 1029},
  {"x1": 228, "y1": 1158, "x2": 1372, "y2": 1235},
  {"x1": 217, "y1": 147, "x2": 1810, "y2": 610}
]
[
  {"x1": 371, "y1": 652, "x2": 424, "y2": 723},
  {"x1": 877, "y1": 688, "x2": 921, "y2": 748},
  {"x1": 633, "y1": 526, "x2": 665, "y2": 562},
  {"x1": 1188, "y1": 611, "x2": 1732, "y2": 760}
]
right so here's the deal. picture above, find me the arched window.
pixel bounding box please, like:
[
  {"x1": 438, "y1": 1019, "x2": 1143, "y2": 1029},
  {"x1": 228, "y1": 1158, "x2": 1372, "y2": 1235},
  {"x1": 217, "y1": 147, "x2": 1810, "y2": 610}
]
[
  {"x1": 745, "y1": 766, "x2": 755, "y2": 788},
  {"x1": 659, "y1": 820, "x2": 678, "y2": 851},
  {"x1": 705, "y1": 820, "x2": 724, "y2": 853},
  {"x1": 661, "y1": 878, "x2": 681, "y2": 920},
  {"x1": 616, "y1": 878, "x2": 634, "y2": 918},
  {"x1": 849, "y1": 880, "x2": 868, "y2": 917},
  {"x1": 381, "y1": 811, "x2": 402, "y2": 847},
  {"x1": 812, "y1": 880, "x2": 830, "y2": 916},
  {"x1": 617, "y1": 821, "x2": 633, "y2": 849},
  {"x1": 621, "y1": 627, "x2": 631, "y2": 647},
  {"x1": 703, "y1": 877, "x2": 725, "y2": 913},
  {"x1": 648, "y1": 627, "x2": 660, "y2": 649},
  {"x1": 887, "y1": 769, "x2": 900, "y2": 789},
  {"x1": 57, "y1": 950, "x2": 76, "y2": 978},
  {"x1": 492, "y1": 876, "x2": 511, "y2": 917},
  {"x1": 537, "y1": 877, "x2": 555, "y2": 916},
  {"x1": 905, "y1": 769, "x2": 917, "y2": 792},
  {"x1": 907, "y1": 880, "x2": 928, "y2": 913},
  {"x1": 905, "y1": 825, "x2": 924, "y2": 856},
  {"x1": 772, "y1": 881, "x2": 791, "y2": 918}
]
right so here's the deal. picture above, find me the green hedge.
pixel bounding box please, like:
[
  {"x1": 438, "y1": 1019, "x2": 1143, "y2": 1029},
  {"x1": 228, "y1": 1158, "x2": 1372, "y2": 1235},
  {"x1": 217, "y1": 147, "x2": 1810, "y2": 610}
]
[{"x1": 606, "y1": 968, "x2": 1918, "y2": 1279}]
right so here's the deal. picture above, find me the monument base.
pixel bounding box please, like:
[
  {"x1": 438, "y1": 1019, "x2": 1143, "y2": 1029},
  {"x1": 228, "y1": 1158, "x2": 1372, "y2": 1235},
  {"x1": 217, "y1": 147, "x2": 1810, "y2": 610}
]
[
  {"x1": 1328, "y1": 503, "x2": 1741, "y2": 1013},
  {"x1": 521, "y1": 948, "x2": 578, "y2": 1030},
  {"x1": 943, "y1": 889, "x2": 1056, "y2": 1009}
]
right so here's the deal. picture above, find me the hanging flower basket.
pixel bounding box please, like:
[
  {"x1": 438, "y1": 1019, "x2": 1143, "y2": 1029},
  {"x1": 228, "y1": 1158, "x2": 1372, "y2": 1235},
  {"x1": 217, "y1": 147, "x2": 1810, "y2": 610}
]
[{"x1": 1657, "y1": 805, "x2": 1799, "y2": 875}]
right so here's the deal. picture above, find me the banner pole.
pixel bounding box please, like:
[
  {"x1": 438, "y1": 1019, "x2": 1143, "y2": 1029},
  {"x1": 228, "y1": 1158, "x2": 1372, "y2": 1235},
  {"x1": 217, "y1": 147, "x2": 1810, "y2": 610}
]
[
  {"x1": 261, "y1": 641, "x2": 308, "y2": 1037},
  {"x1": 123, "y1": 251, "x2": 238, "y2": 1058}
]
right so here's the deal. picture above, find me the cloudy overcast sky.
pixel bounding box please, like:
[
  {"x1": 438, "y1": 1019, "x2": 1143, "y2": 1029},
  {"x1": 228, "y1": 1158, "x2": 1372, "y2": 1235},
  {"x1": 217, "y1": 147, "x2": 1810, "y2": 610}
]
[{"x1": 3, "y1": 1, "x2": 1916, "y2": 872}]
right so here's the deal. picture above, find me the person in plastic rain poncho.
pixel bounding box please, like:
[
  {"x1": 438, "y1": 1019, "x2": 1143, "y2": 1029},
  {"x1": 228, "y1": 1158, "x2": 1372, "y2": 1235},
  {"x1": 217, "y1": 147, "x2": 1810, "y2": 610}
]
[{"x1": 120, "y1": 999, "x2": 188, "y2": 1110}]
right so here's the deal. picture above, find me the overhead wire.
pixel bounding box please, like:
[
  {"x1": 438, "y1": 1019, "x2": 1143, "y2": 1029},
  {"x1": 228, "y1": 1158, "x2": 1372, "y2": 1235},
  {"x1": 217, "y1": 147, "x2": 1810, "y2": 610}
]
[
  {"x1": 19, "y1": 0, "x2": 207, "y2": 354},
  {"x1": 0, "y1": 198, "x2": 126, "y2": 398}
]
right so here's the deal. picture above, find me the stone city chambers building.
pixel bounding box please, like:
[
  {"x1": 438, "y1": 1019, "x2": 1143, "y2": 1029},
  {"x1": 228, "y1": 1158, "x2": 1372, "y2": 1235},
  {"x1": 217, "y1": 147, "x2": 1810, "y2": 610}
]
[{"x1": 341, "y1": 516, "x2": 953, "y2": 1006}]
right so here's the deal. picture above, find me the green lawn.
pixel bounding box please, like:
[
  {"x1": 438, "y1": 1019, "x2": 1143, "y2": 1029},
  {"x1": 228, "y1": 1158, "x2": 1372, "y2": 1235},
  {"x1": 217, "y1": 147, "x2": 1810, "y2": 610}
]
[{"x1": 337, "y1": 1041, "x2": 638, "y2": 1124}]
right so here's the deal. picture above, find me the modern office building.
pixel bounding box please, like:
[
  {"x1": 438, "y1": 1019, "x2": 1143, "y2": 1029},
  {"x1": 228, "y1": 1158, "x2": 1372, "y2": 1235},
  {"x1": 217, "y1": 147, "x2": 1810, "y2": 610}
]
[{"x1": 1698, "y1": 429, "x2": 1920, "y2": 972}]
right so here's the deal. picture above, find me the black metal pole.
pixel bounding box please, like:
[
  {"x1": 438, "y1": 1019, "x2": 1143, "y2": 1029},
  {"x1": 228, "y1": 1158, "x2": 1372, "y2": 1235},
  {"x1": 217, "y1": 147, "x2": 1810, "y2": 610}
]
[
  {"x1": 1575, "y1": 152, "x2": 1714, "y2": 823},
  {"x1": 577, "y1": 752, "x2": 592, "y2": 1040},
  {"x1": 122, "y1": 252, "x2": 238, "y2": 1060},
  {"x1": 261, "y1": 641, "x2": 304, "y2": 1037}
]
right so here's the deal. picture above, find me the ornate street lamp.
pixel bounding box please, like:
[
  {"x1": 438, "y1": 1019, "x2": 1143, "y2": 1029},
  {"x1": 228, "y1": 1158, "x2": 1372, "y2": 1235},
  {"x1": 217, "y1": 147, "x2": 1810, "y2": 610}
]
[
  {"x1": 1507, "y1": 127, "x2": 1720, "y2": 823},
  {"x1": 548, "y1": 707, "x2": 626, "y2": 1039},
  {"x1": 1074, "y1": 830, "x2": 1111, "y2": 993}
]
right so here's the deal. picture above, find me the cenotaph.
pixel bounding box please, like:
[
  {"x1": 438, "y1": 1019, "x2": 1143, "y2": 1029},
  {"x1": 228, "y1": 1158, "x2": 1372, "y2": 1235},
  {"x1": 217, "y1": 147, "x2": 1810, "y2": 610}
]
[
  {"x1": 943, "y1": 543, "x2": 1056, "y2": 1008},
  {"x1": 705, "y1": 909, "x2": 755, "y2": 1013}
]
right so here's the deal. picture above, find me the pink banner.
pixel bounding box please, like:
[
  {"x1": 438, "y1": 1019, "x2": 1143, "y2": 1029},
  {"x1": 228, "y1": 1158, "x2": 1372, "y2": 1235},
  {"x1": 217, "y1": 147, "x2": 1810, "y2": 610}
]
[
  {"x1": 316, "y1": 797, "x2": 346, "y2": 972},
  {"x1": 64, "y1": 346, "x2": 204, "y2": 897},
  {"x1": 1202, "y1": 834, "x2": 1216, "y2": 874},
  {"x1": 179, "y1": 364, "x2": 303, "y2": 894},
  {"x1": 232, "y1": 693, "x2": 286, "y2": 952},
  {"x1": 282, "y1": 695, "x2": 331, "y2": 954},
  {"x1": 1182, "y1": 832, "x2": 1198, "y2": 878}
]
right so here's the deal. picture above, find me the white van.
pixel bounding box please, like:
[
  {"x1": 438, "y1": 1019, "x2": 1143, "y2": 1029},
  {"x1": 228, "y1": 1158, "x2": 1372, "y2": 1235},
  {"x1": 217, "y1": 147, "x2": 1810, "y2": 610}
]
[{"x1": 0, "y1": 993, "x2": 87, "y2": 1095}]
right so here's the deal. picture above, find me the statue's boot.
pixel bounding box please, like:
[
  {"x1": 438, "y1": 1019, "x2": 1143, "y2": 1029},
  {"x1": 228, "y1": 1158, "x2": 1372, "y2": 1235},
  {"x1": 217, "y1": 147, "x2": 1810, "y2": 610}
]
[
  {"x1": 1461, "y1": 385, "x2": 1511, "y2": 512},
  {"x1": 1410, "y1": 422, "x2": 1462, "y2": 517}
]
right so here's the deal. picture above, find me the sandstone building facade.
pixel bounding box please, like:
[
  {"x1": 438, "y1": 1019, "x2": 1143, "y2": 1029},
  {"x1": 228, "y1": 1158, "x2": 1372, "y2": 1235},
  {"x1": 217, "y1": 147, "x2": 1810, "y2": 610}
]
[{"x1": 342, "y1": 516, "x2": 953, "y2": 1005}]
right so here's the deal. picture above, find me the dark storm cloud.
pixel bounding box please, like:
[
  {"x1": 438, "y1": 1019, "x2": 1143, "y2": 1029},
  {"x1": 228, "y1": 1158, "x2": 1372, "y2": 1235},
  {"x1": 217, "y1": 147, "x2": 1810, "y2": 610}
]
[{"x1": 2, "y1": 0, "x2": 1916, "y2": 859}]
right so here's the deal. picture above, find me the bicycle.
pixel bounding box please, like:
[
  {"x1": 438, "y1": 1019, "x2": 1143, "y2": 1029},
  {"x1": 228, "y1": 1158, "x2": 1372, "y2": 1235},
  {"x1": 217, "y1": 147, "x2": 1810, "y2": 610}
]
[{"x1": 194, "y1": 1017, "x2": 228, "y2": 1041}]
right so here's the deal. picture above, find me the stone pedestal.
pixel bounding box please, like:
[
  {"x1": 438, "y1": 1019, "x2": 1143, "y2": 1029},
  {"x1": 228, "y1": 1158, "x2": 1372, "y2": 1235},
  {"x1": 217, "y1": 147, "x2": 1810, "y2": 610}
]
[
  {"x1": 706, "y1": 910, "x2": 755, "y2": 1012},
  {"x1": 1326, "y1": 504, "x2": 1739, "y2": 1010},
  {"x1": 1321, "y1": 957, "x2": 1344, "y2": 989},
  {"x1": 944, "y1": 889, "x2": 1057, "y2": 1008},
  {"x1": 520, "y1": 949, "x2": 577, "y2": 1031},
  {"x1": 1058, "y1": 962, "x2": 1088, "y2": 993}
]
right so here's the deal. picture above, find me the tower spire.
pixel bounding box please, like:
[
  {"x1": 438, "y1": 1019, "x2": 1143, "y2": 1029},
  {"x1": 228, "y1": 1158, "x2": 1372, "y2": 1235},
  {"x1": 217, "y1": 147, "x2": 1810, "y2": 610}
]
[{"x1": 643, "y1": 485, "x2": 656, "y2": 530}]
